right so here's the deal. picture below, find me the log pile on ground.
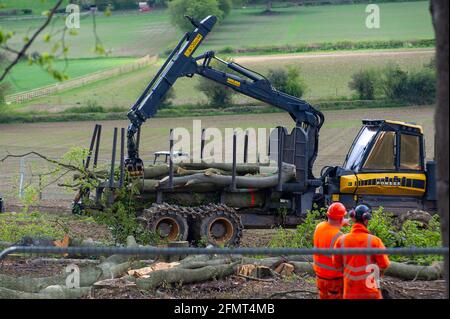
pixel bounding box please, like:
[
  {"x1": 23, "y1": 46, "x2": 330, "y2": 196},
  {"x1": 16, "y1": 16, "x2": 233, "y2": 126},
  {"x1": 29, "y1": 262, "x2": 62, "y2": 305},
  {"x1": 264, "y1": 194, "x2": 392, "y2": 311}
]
[{"x1": 0, "y1": 237, "x2": 445, "y2": 299}]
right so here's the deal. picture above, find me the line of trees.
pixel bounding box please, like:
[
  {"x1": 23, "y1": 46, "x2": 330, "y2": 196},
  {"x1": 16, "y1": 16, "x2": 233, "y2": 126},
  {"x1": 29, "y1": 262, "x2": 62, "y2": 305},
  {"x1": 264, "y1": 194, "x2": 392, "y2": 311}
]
[{"x1": 349, "y1": 61, "x2": 436, "y2": 104}]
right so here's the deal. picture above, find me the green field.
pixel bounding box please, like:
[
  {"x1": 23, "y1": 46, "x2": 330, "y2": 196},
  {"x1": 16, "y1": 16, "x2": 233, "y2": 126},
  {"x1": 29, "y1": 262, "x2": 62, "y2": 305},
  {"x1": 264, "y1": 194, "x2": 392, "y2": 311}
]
[
  {"x1": 0, "y1": 0, "x2": 70, "y2": 14},
  {"x1": 201, "y1": 2, "x2": 434, "y2": 52},
  {"x1": 11, "y1": 49, "x2": 434, "y2": 112},
  {"x1": 1, "y1": 2, "x2": 433, "y2": 60},
  {"x1": 0, "y1": 1, "x2": 434, "y2": 98},
  {"x1": 5, "y1": 57, "x2": 136, "y2": 93},
  {"x1": 0, "y1": 10, "x2": 178, "y2": 58}
]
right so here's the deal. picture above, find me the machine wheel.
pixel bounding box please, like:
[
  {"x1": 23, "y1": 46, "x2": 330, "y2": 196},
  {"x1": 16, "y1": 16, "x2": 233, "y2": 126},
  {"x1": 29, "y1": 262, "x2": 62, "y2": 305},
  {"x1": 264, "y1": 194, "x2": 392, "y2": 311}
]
[
  {"x1": 139, "y1": 203, "x2": 189, "y2": 241},
  {"x1": 193, "y1": 204, "x2": 243, "y2": 247}
]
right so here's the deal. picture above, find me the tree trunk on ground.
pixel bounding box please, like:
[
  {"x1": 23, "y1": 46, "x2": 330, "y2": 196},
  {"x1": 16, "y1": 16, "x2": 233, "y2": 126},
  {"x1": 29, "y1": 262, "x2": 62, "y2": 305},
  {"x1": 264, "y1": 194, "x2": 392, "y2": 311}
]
[
  {"x1": 136, "y1": 262, "x2": 238, "y2": 290},
  {"x1": 385, "y1": 261, "x2": 444, "y2": 281},
  {"x1": 240, "y1": 257, "x2": 444, "y2": 281},
  {"x1": 0, "y1": 286, "x2": 92, "y2": 299},
  {"x1": 0, "y1": 236, "x2": 138, "y2": 297},
  {"x1": 431, "y1": 0, "x2": 449, "y2": 298}
]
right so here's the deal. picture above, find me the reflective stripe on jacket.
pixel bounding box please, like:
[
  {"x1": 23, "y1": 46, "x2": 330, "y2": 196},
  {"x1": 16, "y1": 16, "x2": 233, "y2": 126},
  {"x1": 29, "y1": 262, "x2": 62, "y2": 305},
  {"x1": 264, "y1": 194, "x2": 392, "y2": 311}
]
[
  {"x1": 332, "y1": 223, "x2": 390, "y2": 299},
  {"x1": 313, "y1": 221, "x2": 344, "y2": 279}
]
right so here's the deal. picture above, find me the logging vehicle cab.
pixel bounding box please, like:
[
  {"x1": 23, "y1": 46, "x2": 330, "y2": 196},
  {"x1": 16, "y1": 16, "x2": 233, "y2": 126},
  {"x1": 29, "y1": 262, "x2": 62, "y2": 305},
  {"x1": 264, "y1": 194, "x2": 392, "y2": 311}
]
[
  {"x1": 321, "y1": 120, "x2": 437, "y2": 214},
  {"x1": 79, "y1": 15, "x2": 437, "y2": 247}
]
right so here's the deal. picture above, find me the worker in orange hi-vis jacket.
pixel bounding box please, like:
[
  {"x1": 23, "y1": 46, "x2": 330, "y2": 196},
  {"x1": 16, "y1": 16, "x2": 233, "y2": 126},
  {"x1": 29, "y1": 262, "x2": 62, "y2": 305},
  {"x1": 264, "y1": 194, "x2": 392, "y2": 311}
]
[
  {"x1": 333, "y1": 204, "x2": 390, "y2": 299},
  {"x1": 313, "y1": 202, "x2": 349, "y2": 299}
]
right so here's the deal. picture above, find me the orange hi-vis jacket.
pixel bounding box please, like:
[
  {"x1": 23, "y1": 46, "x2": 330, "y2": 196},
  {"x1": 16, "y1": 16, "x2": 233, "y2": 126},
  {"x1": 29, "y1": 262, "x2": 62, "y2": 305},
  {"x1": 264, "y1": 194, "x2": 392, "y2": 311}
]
[
  {"x1": 333, "y1": 223, "x2": 390, "y2": 299},
  {"x1": 313, "y1": 221, "x2": 344, "y2": 279}
]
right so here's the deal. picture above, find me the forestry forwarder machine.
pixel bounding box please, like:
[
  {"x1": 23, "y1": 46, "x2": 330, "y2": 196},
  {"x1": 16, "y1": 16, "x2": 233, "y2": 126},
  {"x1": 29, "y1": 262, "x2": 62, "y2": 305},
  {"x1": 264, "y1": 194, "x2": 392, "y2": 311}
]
[{"x1": 84, "y1": 15, "x2": 437, "y2": 247}]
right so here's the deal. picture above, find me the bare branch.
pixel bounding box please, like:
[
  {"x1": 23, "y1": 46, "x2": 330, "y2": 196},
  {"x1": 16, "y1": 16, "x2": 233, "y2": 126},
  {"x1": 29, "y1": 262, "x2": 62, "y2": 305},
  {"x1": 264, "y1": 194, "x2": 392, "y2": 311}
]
[{"x1": 1, "y1": 151, "x2": 83, "y2": 175}]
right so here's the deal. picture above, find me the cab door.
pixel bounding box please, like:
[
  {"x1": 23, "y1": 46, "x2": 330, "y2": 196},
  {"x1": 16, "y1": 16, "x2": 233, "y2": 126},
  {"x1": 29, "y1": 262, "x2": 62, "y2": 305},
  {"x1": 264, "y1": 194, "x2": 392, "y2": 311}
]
[{"x1": 340, "y1": 129, "x2": 427, "y2": 197}]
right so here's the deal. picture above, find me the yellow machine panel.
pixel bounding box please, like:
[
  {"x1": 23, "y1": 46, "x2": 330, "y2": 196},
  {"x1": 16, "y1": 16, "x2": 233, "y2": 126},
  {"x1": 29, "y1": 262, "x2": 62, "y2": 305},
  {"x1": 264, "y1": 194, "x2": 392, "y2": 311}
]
[{"x1": 340, "y1": 173, "x2": 426, "y2": 196}]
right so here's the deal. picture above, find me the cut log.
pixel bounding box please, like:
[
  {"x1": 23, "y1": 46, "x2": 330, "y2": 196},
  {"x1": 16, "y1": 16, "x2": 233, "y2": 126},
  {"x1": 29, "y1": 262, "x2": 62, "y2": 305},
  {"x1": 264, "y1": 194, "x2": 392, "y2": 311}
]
[
  {"x1": 136, "y1": 261, "x2": 239, "y2": 290},
  {"x1": 385, "y1": 261, "x2": 444, "y2": 281},
  {"x1": 0, "y1": 235, "x2": 138, "y2": 295},
  {"x1": 134, "y1": 179, "x2": 159, "y2": 192},
  {"x1": 143, "y1": 165, "x2": 179, "y2": 179},
  {"x1": 176, "y1": 167, "x2": 230, "y2": 176},
  {"x1": 179, "y1": 163, "x2": 264, "y2": 174},
  {"x1": 152, "y1": 191, "x2": 266, "y2": 208},
  {"x1": 0, "y1": 286, "x2": 91, "y2": 299},
  {"x1": 159, "y1": 164, "x2": 295, "y2": 189}
]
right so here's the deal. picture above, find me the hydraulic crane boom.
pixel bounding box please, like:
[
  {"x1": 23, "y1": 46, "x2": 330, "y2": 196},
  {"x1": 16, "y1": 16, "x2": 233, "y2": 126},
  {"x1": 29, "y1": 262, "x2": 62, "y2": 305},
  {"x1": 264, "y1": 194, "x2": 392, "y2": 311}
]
[{"x1": 126, "y1": 15, "x2": 324, "y2": 181}]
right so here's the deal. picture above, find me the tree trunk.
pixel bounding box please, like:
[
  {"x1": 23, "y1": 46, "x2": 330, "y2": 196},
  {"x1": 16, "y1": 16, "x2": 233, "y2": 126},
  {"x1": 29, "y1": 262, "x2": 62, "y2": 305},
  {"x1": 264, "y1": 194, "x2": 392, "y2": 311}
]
[
  {"x1": 179, "y1": 163, "x2": 263, "y2": 174},
  {"x1": 136, "y1": 262, "x2": 238, "y2": 290},
  {"x1": 0, "y1": 236, "x2": 137, "y2": 297},
  {"x1": 158, "y1": 164, "x2": 295, "y2": 189},
  {"x1": 430, "y1": 0, "x2": 449, "y2": 298},
  {"x1": 0, "y1": 286, "x2": 92, "y2": 299},
  {"x1": 385, "y1": 261, "x2": 444, "y2": 281}
]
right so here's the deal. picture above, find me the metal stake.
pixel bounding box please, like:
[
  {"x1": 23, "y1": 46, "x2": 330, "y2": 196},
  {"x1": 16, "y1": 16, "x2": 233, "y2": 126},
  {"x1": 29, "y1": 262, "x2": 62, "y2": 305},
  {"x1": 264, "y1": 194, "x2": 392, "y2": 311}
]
[
  {"x1": 200, "y1": 128, "x2": 206, "y2": 160},
  {"x1": 169, "y1": 129, "x2": 174, "y2": 189},
  {"x1": 119, "y1": 128, "x2": 125, "y2": 188},
  {"x1": 277, "y1": 127, "x2": 284, "y2": 192},
  {"x1": 93, "y1": 125, "x2": 102, "y2": 169},
  {"x1": 243, "y1": 130, "x2": 249, "y2": 163},
  {"x1": 109, "y1": 128, "x2": 118, "y2": 204},
  {"x1": 85, "y1": 124, "x2": 99, "y2": 169},
  {"x1": 231, "y1": 131, "x2": 237, "y2": 191}
]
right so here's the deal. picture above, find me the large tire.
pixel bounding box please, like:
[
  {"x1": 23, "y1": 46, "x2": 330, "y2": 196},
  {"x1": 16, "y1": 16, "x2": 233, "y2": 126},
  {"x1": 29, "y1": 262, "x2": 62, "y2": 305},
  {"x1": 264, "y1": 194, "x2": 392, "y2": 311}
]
[
  {"x1": 139, "y1": 204, "x2": 189, "y2": 241},
  {"x1": 194, "y1": 204, "x2": 243, "y2": 247}
]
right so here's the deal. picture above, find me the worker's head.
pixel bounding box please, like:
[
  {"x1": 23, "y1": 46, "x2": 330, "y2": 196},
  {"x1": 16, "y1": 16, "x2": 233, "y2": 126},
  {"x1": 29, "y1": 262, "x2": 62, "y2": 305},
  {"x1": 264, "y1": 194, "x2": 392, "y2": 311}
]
[
  {"x1": 349, "y1": 204, "x2": 372, "y2": 226},
  {"x1": 326, "y1": 202, "x2": 347, "y2": 223}
]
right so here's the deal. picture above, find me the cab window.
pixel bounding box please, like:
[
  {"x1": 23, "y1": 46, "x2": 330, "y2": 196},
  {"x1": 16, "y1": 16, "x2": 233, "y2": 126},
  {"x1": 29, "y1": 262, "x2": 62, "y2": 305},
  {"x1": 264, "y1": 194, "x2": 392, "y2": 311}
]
[
  {"x1": 362, "y1": 131, "x2": 396, "y2": 170},
  {"x1": 400, "y1": 134, "x2": 421, "y2": 170}
]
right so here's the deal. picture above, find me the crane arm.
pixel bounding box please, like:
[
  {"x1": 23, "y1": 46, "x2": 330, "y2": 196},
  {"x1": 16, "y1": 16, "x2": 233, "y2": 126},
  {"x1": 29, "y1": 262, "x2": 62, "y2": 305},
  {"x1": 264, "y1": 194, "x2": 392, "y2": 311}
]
[{"x1": 125, "y1": 15, "x2": 324, "y2": 177}]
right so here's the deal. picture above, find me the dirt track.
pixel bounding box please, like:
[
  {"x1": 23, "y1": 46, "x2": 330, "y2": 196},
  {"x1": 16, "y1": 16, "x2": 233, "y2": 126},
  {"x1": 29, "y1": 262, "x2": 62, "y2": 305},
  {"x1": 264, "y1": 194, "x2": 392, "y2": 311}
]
[{"x1": 234, "y1": 49, "x2": 435, "y2": 64}]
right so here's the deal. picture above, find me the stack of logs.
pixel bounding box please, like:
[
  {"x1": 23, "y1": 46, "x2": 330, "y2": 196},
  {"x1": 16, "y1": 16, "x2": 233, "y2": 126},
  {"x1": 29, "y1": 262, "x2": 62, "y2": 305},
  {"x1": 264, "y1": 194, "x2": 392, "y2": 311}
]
[{"x1": 129, "y1": 162, "x2": 296, "y2": 208}]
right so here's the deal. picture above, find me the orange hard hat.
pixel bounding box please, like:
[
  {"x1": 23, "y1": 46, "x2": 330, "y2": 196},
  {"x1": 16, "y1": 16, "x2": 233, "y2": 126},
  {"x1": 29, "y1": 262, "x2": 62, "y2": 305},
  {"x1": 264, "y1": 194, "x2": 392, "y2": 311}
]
[{"x1": 327, "y1": 202, "x2": 347, "y2": 220}]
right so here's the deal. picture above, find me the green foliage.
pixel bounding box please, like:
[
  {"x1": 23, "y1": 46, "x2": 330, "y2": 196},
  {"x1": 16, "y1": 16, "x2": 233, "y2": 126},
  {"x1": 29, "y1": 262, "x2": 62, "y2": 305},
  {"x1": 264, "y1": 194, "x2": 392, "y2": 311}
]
[
  {"x1": 267, "y1": 66, "x2": 306, "y2": 98},
  {"x1": 0, "y1": 212, "x2": 66, "y2": 243},
  {"x1": 381, "y1": 63, "x2": 436, "y2": 104},
  {"x1": 269, "y1": 208, "x2": 323, "y2": 248},
  {"x1": 218, "y1": 0, "x2": 232, "y2": 16},
  {"x1": 95, "y1": 0, "x2": 138, "y2": 10},
  {"x1": 347, "y1": 63, "x2": 436, "y2": 104},
  {"x1": 404, "y1": 68, "x2": 436, "y2": 105},
  {"x1": 91, "y1": 185, "x2": 160, "y2": 245},
  {"x1": 168, "y1": 0, "x2": 224, "y2": 32},
  {"x1": 381, "y1": 63, "x2": 409, "y2": 101},
  {"x1": 349, "y1": 69, "x2": 379, "y2": 100},
  {"x1": 196, "y1": 58, "x2": 237, "y2": 107},
  {"x1": 270, "y1": 208, "x2": 442, "y2": 265}
]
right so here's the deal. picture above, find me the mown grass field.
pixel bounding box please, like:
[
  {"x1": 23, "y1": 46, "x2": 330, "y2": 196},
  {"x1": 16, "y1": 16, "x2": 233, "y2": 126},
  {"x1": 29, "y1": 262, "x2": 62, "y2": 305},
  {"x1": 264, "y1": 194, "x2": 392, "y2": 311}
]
[
  {"x1": 0, "y1": 1, "x2": 434, "y2": 98},
  {"x1": 1, "y1": 1, "x2": 433, "y2": 60},
  {"x1": 202, "y1": 1, "x2": 434, "y2": 52},
  {"x1": 5, "y1": 57, "x2": 137, "y2": 93},
  {"x1": 0, "y1": 0, "x2": 71, "y2": 14},
  {"x1": 9, "y1": 49, "x2": 434, "y2": 112}
]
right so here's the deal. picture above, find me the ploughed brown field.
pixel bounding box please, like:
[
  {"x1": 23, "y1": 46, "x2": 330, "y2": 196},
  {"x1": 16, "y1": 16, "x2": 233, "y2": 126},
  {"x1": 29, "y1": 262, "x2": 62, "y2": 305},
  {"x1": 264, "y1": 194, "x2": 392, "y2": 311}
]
[{"x1": 0, "y1": 105, "x2": 435, "y2": 200}]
